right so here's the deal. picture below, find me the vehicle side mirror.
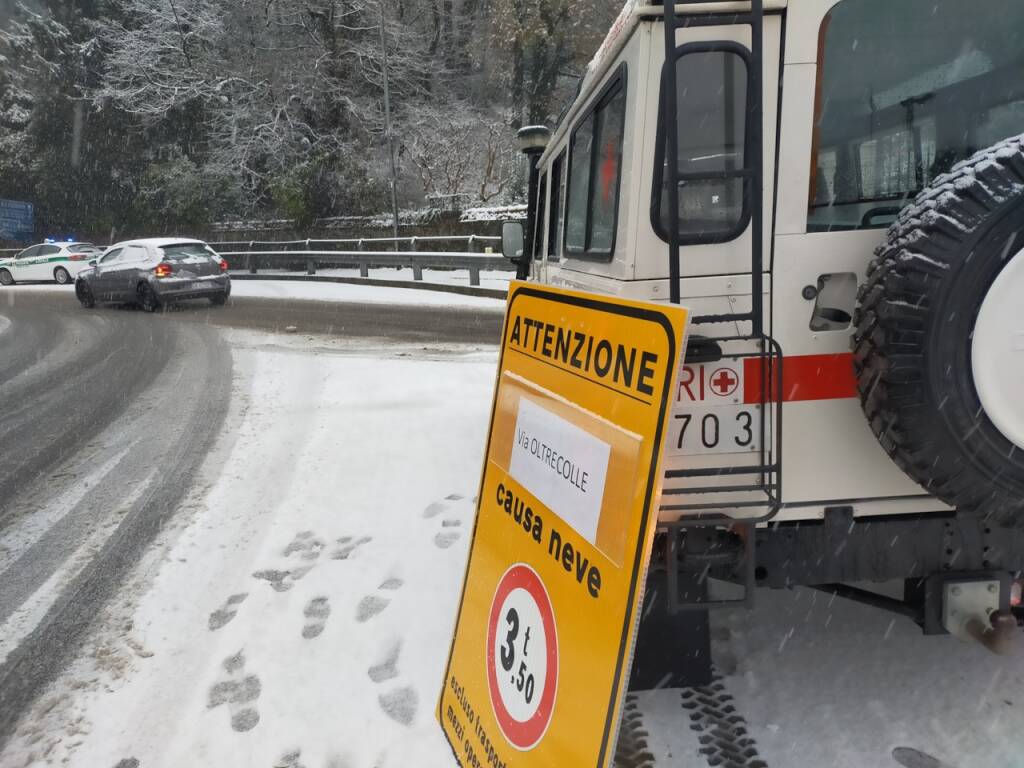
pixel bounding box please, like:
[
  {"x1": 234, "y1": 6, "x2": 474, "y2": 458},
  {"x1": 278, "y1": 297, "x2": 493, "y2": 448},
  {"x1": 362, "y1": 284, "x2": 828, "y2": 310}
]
[
  {"x1": 88, "y1": 259, "x2": 97, "y2": 266},
  {"x1": 501, "y1": 221, "x2": 525, "y2": 263}
]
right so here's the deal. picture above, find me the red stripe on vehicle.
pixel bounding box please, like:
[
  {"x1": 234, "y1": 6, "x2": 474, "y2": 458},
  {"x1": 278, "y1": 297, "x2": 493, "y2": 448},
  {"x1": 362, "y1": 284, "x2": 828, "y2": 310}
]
[{"x1": 743, "y1": 353, "x2": 857, "y2": 403}]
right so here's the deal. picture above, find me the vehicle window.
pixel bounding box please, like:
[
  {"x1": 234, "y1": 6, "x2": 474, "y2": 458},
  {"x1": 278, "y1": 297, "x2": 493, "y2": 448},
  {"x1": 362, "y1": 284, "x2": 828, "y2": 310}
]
[
  {"x1": 119, "y1": 246, "x2": 149, "y2": 263},
  {"x1": 533, "y1": 173, "x2": 548, "y2": 261},
  {"x1": 38, "y1": 245, "x2": 61, "y2": 256},
  {"x1": 653, "y1": 47, "x2": 749, "y2": 244},
  {"x1": 547, "y1": 150, "x2": 566, "y2": 259},
  {"x1": 100, "y1": 248, "x2": 125, "y2": 264},
  {"x1": 17, "y1": 246, "x2": 41, "y2": 259},
  {"x1": 565, "y1": 117, "x2": 593, "y2": 253},
  {"x1": 564, "y1": 69, "x2": 627, "y2": 260},
  {"x1": 808, "y1": 0, "x2": 1024, "y2": 232},
  {"x1": 160, "y1": 244, "x2": 215, "y2": 261}
]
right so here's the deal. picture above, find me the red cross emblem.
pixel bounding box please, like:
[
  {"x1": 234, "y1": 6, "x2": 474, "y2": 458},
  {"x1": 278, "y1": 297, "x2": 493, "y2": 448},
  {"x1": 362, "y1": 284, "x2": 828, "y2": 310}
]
[
  {"x1": 709, "y1": 367, "x2": 739, "y2": 397},
  {"x1": 600, "y1": 140, "x2": 617, "y2": 202}
]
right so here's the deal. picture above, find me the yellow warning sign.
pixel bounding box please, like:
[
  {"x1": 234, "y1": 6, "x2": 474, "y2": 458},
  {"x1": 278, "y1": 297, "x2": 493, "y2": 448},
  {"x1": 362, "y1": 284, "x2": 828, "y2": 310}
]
[{"x1": 438, "y1": 281, "x2": 689, "y2": 768}]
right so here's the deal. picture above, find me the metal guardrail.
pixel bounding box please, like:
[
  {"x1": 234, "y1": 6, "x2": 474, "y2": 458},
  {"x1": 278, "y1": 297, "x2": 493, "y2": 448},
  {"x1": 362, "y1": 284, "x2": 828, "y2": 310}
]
[
  {"x1": 225, "y1": 249, "x2": 512, "y2": 287},
  {"x1": 210, "y1": 235, "x2": 500, "y2": 251}
]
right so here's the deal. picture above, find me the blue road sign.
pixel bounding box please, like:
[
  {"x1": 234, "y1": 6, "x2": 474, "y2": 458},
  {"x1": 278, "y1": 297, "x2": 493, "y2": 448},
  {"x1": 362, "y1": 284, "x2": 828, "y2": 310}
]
[{"x1": 0, "y1": 199, "x2": 35, "y2": 242}]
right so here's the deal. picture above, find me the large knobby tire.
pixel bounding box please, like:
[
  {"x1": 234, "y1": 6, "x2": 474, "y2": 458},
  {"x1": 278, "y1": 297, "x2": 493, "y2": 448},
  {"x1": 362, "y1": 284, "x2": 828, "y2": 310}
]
[{"x1": 852, "y1": 134, "x2": 1024, "y2": 526}]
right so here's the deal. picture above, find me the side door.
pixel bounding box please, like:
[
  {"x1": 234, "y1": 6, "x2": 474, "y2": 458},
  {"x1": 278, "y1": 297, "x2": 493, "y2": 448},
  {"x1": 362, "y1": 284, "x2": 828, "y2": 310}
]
[
  {"x1": 26, "y1": 244, "x2": 62, "y2": 280},
  {"x1": 92, "y1": 247, "x2": 126, "y2": 299},
  {"x1": 107, "y1": 245, "x2": 150, "y2": 300},
  {"x1": 10, "y1": 245, "x2": 43, "y2": 280}
]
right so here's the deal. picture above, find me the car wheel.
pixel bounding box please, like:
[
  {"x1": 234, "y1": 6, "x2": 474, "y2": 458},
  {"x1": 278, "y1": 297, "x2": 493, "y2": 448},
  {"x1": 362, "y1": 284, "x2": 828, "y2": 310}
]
[
  {"x1": 0, "y1": 269, "x2": 13, "y2": 286},
  {"x1": 75, "y1": 280, "x2": 95, "y2": 308},
  {"x1": 54, "y1": 267, "x2": 71, "y2": 285},
  {"x1": 137, "y1": 282, "x2": 161, "y2": 313},
  {"x1": 209, "y1": 291, "x2": 228, "y2": 306}
]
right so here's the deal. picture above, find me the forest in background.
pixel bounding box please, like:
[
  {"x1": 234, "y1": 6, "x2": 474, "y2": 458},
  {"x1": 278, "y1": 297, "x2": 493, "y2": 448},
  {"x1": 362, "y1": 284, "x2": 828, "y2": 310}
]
[{"x1": 0, "y1": 0, "x2": 619, "y2": 238}]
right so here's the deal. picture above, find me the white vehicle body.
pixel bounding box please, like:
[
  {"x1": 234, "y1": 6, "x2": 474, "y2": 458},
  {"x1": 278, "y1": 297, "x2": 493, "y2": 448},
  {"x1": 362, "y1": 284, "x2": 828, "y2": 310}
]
[
  {"x1": 524, "y1": 0, "x2": 1024, "y2": 525},
  {"x1": 0, "y1": 242, "x2": 104, "y2": 284}
]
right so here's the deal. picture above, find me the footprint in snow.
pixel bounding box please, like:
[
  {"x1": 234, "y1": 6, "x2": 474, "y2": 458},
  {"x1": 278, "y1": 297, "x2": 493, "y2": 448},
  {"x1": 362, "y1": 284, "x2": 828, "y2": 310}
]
[
  {"x1": 331, "y1": 535, "x2": 372, "y2": 560},
  {"x1": 208, "y1": 593, "x2": 248, "y2": 631},
  {"x1": 434, "y1": 518, "x2": 463, "y2": 549},
  {"x1": 207, "y1": 650, "x2": 261, "y2": 732},
  {"x1": 356, "y1": 577, "x2": 403, "y2": 623},
  {"x1": 253, "y1": 532, "x2": 325, "y2": 591},
  {"x1": 302, "y1": 596, "x2": 331, "y2": 639},
  {"x1": 368, "y1": 641, "x2": 402, "y2": 683},
  {"x1": 273, "y1": 749, "x2": 307, "y2": 768},
  {"x1": 367, "y1": 640, "x2": 418, "y2": 726}
]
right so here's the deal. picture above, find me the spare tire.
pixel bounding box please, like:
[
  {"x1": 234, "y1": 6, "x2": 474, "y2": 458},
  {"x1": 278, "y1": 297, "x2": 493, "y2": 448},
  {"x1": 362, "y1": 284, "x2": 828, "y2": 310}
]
[{"x1": 852, "y1": 134, "x2": 1024, "y2": 527}]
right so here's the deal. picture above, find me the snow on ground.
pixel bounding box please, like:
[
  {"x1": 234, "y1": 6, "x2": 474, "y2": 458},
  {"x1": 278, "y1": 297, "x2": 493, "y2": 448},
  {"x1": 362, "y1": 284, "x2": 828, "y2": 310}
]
[
  {"x1": 2, "y1": 331, "x2": 498, "y2": 768},
  {"x1": 233, "y1": 267, "x2": 513, "y2": 293},
  {"x1": 229, "y1": 278, "x2": 507, "y2": 308}
]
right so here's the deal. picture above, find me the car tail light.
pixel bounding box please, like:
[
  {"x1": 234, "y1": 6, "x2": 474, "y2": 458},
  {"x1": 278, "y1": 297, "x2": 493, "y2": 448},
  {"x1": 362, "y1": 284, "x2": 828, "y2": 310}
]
[
  {"x1": 219, "y1": 258, "x2": 228, "y2": 272},
  {"x1": 1012, "y1": 579, "x2": 1022, "y2": 608},
  {"x1": 69, "y1": 253, "x2": 87, "y2": 261},
  {"x1": 154, "y1": 262, "x2": 173, "y2": 278}
]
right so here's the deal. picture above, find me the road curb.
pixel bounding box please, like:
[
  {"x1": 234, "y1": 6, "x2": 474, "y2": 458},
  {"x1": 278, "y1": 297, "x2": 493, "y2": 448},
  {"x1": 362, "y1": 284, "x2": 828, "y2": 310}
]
[{"x1": 228, "y1": 273, "x2": 509, "y2": 300}]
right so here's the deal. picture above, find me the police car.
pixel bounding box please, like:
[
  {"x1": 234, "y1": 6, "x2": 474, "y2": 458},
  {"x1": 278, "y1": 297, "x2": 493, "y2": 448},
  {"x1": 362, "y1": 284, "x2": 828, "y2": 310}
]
[{"x1": 0, "y1": 239, "x2": 104, "y2": 286}]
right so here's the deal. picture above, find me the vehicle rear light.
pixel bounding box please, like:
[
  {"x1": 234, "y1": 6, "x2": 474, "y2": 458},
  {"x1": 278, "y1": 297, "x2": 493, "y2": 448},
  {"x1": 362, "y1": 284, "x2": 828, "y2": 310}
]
[
  {"x1": 1012, "y1": 580, "x2": 1022, "y2": 608},
  {"x1": 69, "y1": 253, "x2": 87, "y2": 261},
  {"x1": 154, "y1": 262, "x2": 173, "y2": 278},
  {"x1": 219, "y1": 258, "x2": 228, "y2": 272}
]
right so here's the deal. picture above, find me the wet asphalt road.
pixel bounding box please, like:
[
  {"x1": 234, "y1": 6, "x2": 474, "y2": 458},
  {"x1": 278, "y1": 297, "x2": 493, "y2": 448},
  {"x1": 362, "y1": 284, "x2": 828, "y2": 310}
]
[{"x1": 0, "y1": 285, "x2": 503, "y2": 744}]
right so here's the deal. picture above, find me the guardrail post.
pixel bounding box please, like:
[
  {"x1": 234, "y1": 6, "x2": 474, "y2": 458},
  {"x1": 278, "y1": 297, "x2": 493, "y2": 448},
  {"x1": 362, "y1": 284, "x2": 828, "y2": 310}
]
[
  {"x1": 468, "y1": 234, "x2": 476, "y2": 253},
  {"x1": 248, "y1": 240, "x2": 257, "y2": 274},
  {"x1": 306, "y1": 257, "x2": 316, "y2": 275},
  {"x1": 469, "y1": 265, "x2": 481, "y2": 286},
  {"x1": 413, "y1": 263, "x2": 423, "y2": 281},
  {"x1": 411, "y1": 236, "x2": 418, "y2": 252},
  {"x1": 360, "y1": 261, "x2": 369, "y2": 278},
  {"x1": 358, "y1": 239, "x2": 365, "y2": 251}
]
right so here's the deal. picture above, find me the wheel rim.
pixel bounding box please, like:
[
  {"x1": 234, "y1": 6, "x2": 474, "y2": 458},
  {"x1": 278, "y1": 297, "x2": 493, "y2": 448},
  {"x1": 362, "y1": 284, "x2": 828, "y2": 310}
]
[
  {"x1": 0, "y1": 271, "x2": 11, "y2": 285},
  {"x1": 55, "y1": 269, "x2": 68, "y2": 284},
  {"x1": 972, "y1": 243, "x2": 1024, "y2": 450}
]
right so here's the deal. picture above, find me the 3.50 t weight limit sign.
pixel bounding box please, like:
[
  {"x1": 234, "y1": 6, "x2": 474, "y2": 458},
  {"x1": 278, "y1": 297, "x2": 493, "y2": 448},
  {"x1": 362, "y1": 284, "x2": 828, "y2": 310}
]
[
  {"x1": 487, "y1": 564, "x2": 558, "y2": 750},
  {"x1": 438, "y1": 282, "x2": 689, "y2": 768}
]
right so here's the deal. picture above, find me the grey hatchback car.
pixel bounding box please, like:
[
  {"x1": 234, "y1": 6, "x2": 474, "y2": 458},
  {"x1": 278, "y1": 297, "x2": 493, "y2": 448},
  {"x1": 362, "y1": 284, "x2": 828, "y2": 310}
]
[{"x1": 75, "y1": 238, "x2": 230, "y2": 311}]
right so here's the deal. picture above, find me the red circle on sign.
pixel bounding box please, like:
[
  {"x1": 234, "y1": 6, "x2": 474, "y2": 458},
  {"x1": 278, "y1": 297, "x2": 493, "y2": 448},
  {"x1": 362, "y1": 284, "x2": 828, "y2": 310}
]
[
  {"x1": 709, "y1": 366, "x2": 740, "y2": 397},
  {"x1": 486, "y1": 563, "x2": 558, "y2": 751}
]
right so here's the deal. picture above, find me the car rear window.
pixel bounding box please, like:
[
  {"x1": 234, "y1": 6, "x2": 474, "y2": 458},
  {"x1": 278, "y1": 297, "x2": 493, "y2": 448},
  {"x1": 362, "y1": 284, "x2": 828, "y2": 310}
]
[
  {"x1": 71, "y1": 244, "x2": 103, "y2": 253},
  {"x1": 160, "y1": 244, "x2": 216, "y2": 261}
]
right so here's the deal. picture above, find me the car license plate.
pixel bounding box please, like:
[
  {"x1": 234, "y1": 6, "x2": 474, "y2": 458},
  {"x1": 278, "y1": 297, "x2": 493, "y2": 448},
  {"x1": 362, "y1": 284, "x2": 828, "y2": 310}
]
[
  {"x1": 667, "y1": 360, "x2": 760, "y2": 456},
  {"x1": 190, "y1": 281, "x2": 206, "y2": 290}
]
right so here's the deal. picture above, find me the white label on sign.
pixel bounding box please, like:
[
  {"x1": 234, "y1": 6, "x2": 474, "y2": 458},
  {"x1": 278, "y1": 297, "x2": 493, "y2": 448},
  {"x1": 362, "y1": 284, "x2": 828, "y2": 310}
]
[{"x1": 509, "y1": 397, "x2": 610, "y2": 545}]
